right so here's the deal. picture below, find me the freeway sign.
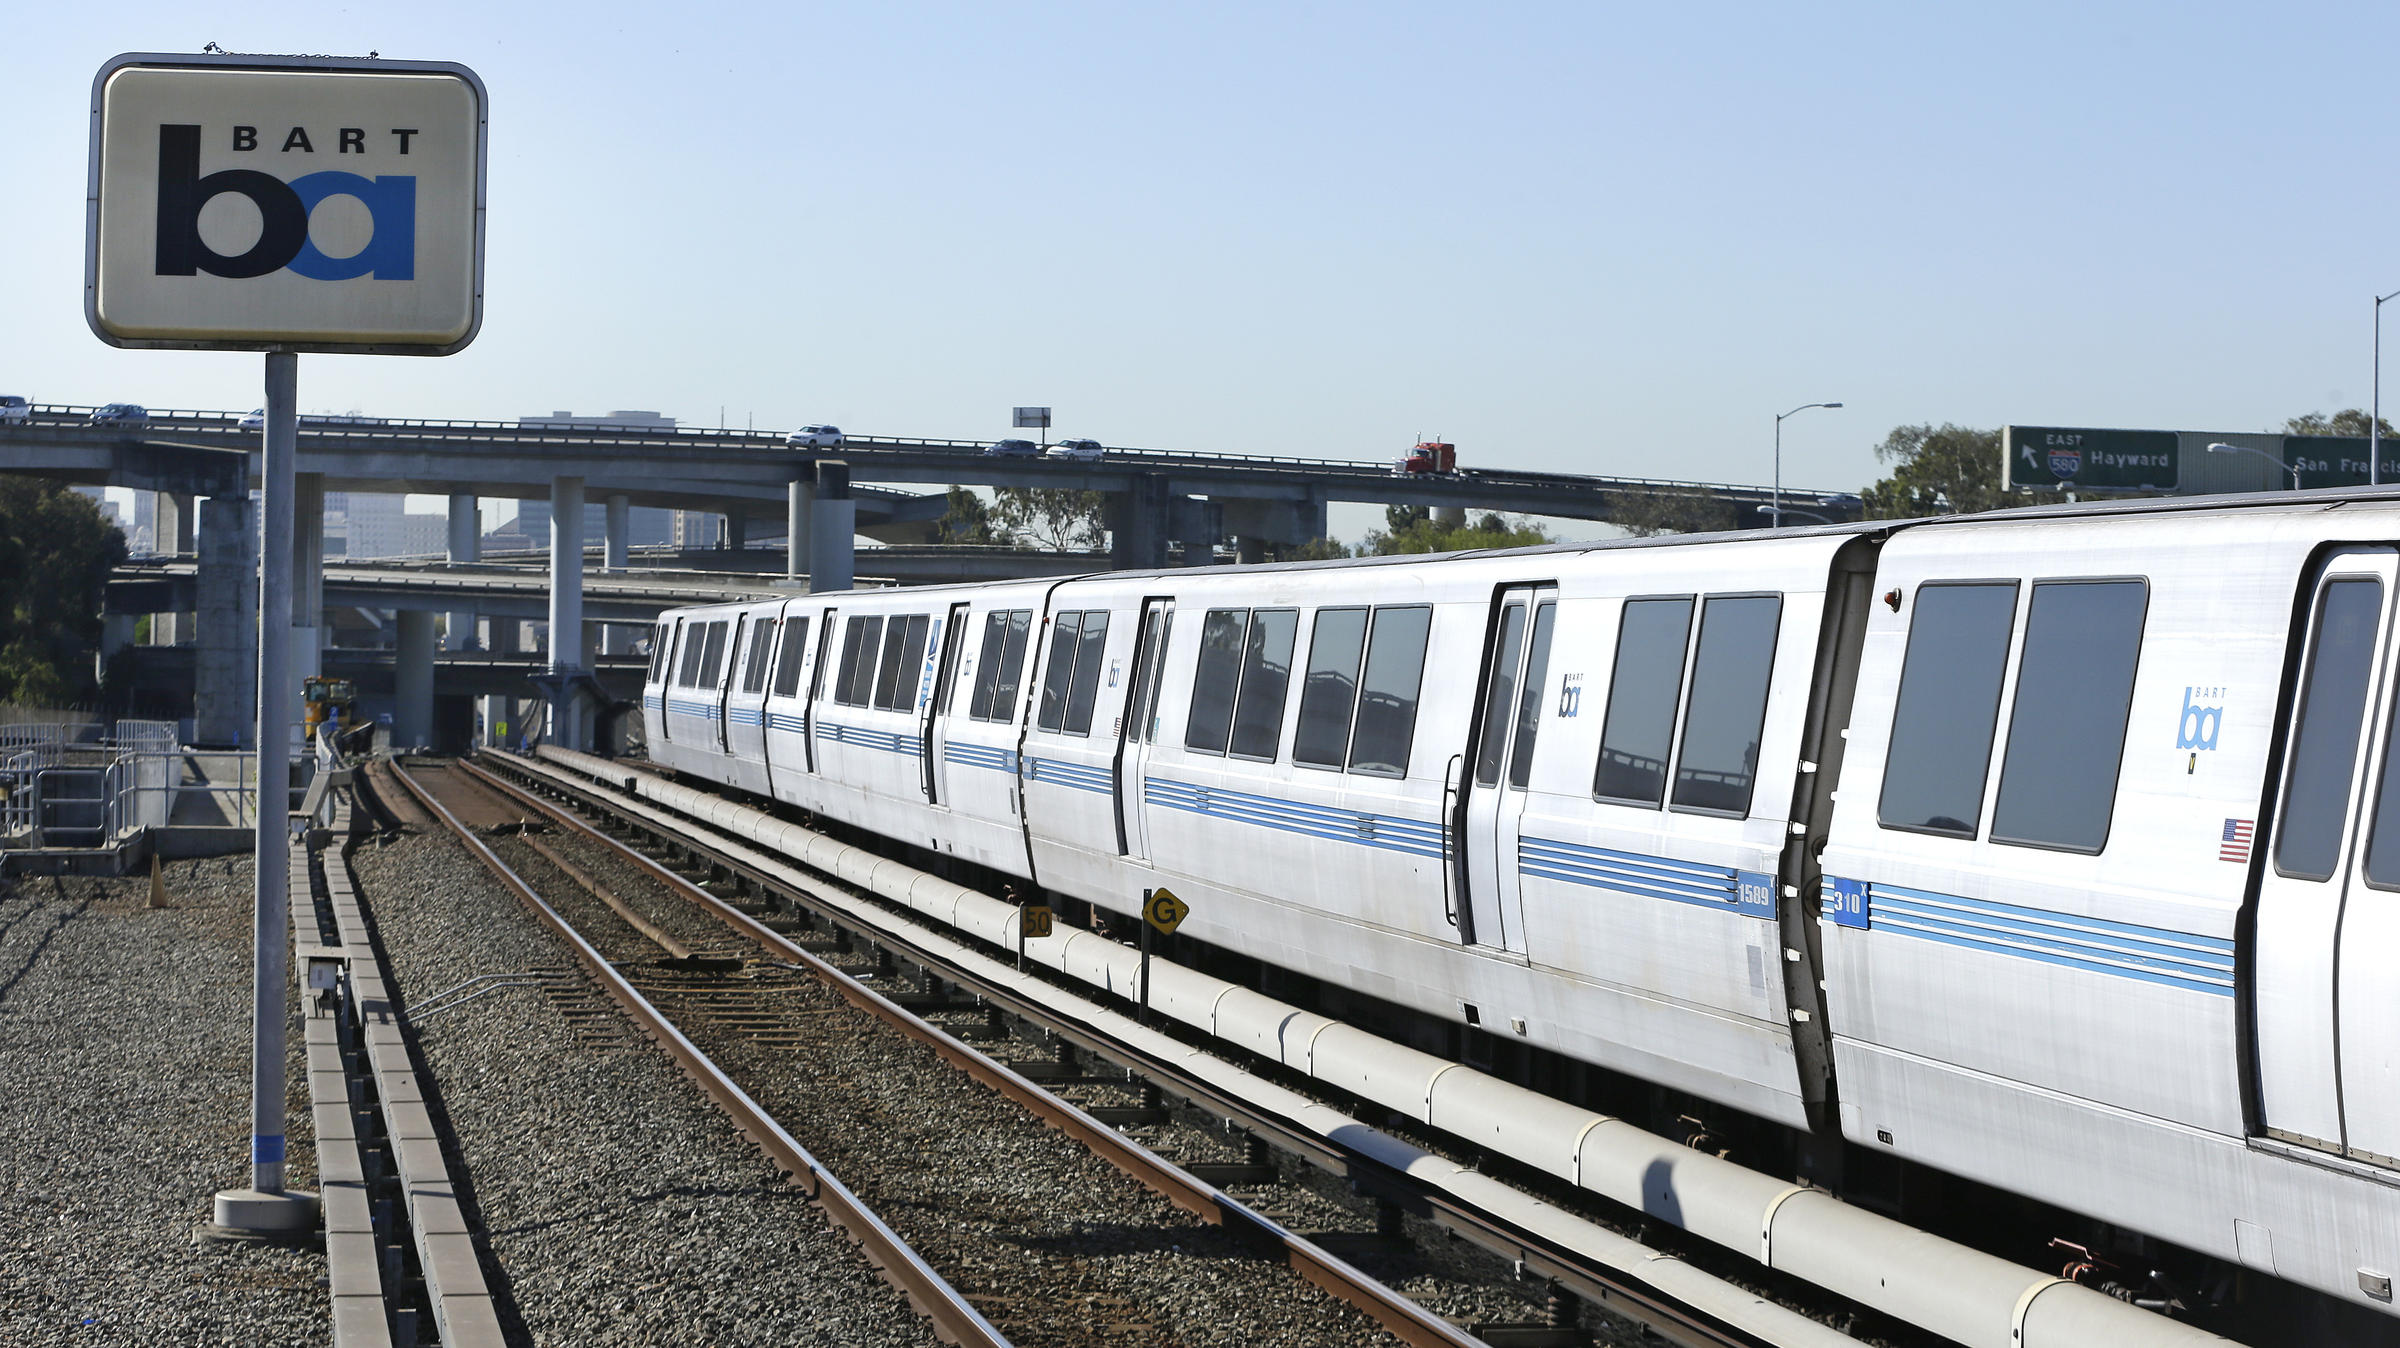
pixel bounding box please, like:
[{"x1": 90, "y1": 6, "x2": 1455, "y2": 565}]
[
  {"x1": 1996, "y1": 424, "x2": 2188, "y2": 486},
  {"x1": 2005, "y1": 427, "x2": 2179, "y2": 491},
  {"x1": 2285, "y1": 437, "x2": 2400, "y2": 490}
]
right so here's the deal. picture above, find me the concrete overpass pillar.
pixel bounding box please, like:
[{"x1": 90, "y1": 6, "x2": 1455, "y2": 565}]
[
  {"x1": 809, "y1": 461, "x2": 854, "y2": 594},
  {"x1": 294, "y1": 473, "x2": 325, "y2": 685},
  {"x1": 548, "y1": 475, "x2": 587, "y2": 751},
  {"x1": 194, "y1": 494, "x2": 257, "y2": 747},
  {"x1": 156, "y1": 492, "x2": 199, "y2": 644},
  {"x1": 445, "y1": 493, "x2": 479, "y2": 650},
  {"x1": 1235, "y1": 536, "x2": 1266, "y2": 565},
  {"x1": 1106, "y1": 473, "x2": 1170, "y2": 571},
  {"x1": 725, "y1": 509, "x2": 747, "y2": 552},
  {"x1": 394, "y1": 610, "x2": 435, "y2": 750},
  {"x1": 604, "y1": 494, "x2": 629, "y2": 569},
  {"x1": 1432, "y1": 505, "x2": 1466, "y2": 527},
  {"x1": 787, "y1": 478, "x2": 814, "y2": 581}
]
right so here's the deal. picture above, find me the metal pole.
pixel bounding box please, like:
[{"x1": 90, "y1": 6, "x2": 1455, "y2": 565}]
[
  {"x1": 1772, "y1": 414, "x2": 1782, "y2": 528},
  {"x1": 2378, "y1": 294, "x2": 2387, "y2": 488}
]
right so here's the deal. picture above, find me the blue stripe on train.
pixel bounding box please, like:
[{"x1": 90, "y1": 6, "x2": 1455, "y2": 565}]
[
  {"x1": 1142, "y1": 776, "x2": 1443, "y2": 857},
  {"x1": 1820, "y1": 876, "x2": 2234, "y2": 997},
  {"x1": 1518, "y1": 837, "x2": 1775, "y2": 918}
]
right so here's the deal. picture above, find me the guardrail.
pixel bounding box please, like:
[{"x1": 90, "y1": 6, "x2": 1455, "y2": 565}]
[
  {"x1": 0, "y1": 719, "x2": 263, "y2": 850},
  {"x1": 20, "y1": 403, "x2": 1854, "y2": 503}
]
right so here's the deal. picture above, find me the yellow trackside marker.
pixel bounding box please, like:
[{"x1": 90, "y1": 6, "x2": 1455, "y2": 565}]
[
  {"x1": 1144, "y1": 887, "x2": 1189, "y2": 936},
  {"x1": 1020, "y1": 905, "x2": 1053, "y2": 940}
]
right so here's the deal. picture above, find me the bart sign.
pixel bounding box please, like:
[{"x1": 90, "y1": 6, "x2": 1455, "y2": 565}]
[{"x1": 86, "y1": 53, "x2": 486, "y2": 354}]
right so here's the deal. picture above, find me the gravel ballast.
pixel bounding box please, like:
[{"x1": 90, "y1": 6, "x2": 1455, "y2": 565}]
[
  {"x1": 0, "y1": 857, "x2": 325, "y2": 1346},
  {"x1": 347, "y1": 823, "x2": 940, "y2": 1348}
]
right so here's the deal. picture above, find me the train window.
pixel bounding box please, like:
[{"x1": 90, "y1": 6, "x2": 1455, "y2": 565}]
[
  {"x1": 1064, "y1": 611, "x2": 1111, "y2": 734},
  {"x1": 1990, "y1": 581, "x2": 2148, "y2": 852},
  {"x1": 1185, "y1": 610, "x2": 1250, "y2": 753},
  {"x1": 1037, "y1": 613, "x2": 1084, "y2": 732},
  {"x1": 2278, "y1": 578, "x2": 2385, "y2": 880},
  {"x1": 1349, "y1": 606, "x2": 1431, "y2": 777},
  {"x1": 837, "y1": 616, "x2": 882, "y2": 707},
  {"x1": 648, "y1": 623, "x2": 668, "y2": 680},
  {"x1": 1127, "y1": 608, "x2": 1176, "y2": 744},
  {"x1": 1295, "y1": 608, "x2": 1369, "y2": 768},
  {"x1": 675, "y1": 624, "x2": 703, "y2": 687},
  {"x1": 1230, "y1": 609, "x2": 1299, "y2": 760},
  {"x1": 1672, "y1": 595, "x2": 1782, "y2": 816},
  {"x1": 743, "y1": 619, "x2": 779, "y2": 694},
  {"x1": 771, "y1": 618, "x2": 812, "y2": 697},
  {"x1": 1507, "y1": 602, "x2": 1558, "y2": 789},
  {"x1": 1594, "y1": 598, "x2": 1694, "y2": 806},
  {"x1": 969, "y1": 613, "x2": 1010, "y2": 720},
  {"x1": 875, "y1": 615, "x2": 932, "y2": 712},
  {"x1": 1474, "y1": 604, "x2": 1528, "y2": 787},
  {"x1": 994, "y1": 610, "x2": 1033, "y2": 723},
  {"x1": 2362, "y1": 646, "x2": 2400, "y2": 887},
  {"x1": 700, "y1": 621, "x2": 731, "y2": 689},
  {"x1": 1878, "y1": 582, "x2": 2019, "y2": 838}
]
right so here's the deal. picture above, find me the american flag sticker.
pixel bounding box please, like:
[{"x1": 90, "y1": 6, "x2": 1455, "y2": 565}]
[{"x1": 2221, "y1": 818, "x2": 2255, "y2": 864}]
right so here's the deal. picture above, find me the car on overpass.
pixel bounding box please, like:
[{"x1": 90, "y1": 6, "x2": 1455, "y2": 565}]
[
  {"x1": 239, "y1": 408, "x2": 265, "y2": 431},
  {"x1": 984, "y1": 438, "x2": 1040, "y2": 458},
  {"x1": 1046, "y1": 438, "x2": 1105, "y2": 462},
  {"x1": 89, "y1": 403, "x2": 147, "y2": 428},
  {"x1": 0, "y1": 396, "x2": 28, "y2": 424},
  {"x1": 786, "y1": 424, "x2": 845, "y2": 449}
]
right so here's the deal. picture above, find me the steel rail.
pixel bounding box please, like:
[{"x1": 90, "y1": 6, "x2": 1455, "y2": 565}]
[
  {"x1": 470, "y1": 752, "x2": 1779, "y2": 1348},
  {"x1": 451, "y1": 757, "x2": 1496, "y2": 1348},
  {"x1": 381, "y1": 760, "x2": 1012, "y2": 1348}
]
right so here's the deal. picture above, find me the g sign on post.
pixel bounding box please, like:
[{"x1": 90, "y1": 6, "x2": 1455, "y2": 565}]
[{"x1": 87, "y1": 53, "x2": 486, "y2": 353}]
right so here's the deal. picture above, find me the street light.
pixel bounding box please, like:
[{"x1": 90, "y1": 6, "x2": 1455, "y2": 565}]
[
  {"x1": 2206, "y1": 442, "x2": 2302, "y2": 491},
  {"x1": 1755, "y1": 504, "x2": 1835, "y2": 526},
  {"x1": 2376, "y1": 289, "x2": 2400, "y2": 486},
  {"x1": 1773, "y1": 402, "x2": 1843, "y2": 527}
]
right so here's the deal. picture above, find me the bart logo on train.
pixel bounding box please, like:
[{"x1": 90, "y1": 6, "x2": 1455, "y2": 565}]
[{"x1": 152, "y1": 123, "x2": 418, "y2": 280}]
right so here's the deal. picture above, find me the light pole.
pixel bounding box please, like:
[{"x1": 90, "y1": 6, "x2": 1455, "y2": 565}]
[
  {"x1": 1773, "y1": 402, "x2": 1843, "y2": 527},
  {"x1": 2207, "y1": 442, "x2": 2302, "y2": 491},
  {"x1": 2376, "y1": 289, "x2": 2400, "y2": 486},
  {"x1": 1756, "y1": 504, "x2": 1834, "y2": 526}
]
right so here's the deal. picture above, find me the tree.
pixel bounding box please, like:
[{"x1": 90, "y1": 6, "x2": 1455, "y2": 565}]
[
  {"x1": 1357, "y1": 510, "x2": 1552, "y2": 556},
  {"x1": 933, "y1": 486, "x2": 1012, "y2": 545},
  {"x1": 1860, "y1": 423, "x2": 2006, "y2": 519},
  {"x1": 2285, "y1": 409, "x2": 2397, "y2": 438},
  {"x1": 991, "y1": 487, "x2": 1107, "y2": 551},
  {"x1": 0, "y1": 480, "x2": 127, "y2": 707},
  {"x1": 1609, "y1": 485, "x2": 1746, "y2": 537}
]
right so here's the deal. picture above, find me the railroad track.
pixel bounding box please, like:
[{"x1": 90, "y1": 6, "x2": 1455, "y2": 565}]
[
  {"x1": 415, "y1": 752, "x2": 1891, "y2": 1348},
  {"x1": 378, "y1": 757, "x2": 1525, "y2": 1348}
]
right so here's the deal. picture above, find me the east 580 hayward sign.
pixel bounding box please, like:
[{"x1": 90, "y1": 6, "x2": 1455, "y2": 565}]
[{"x1": 86, "y1": 53, "x2": 485, "y2": 354}]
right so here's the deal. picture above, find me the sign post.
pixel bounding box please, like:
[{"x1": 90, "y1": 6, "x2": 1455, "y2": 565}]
[
  {"x1": 88, "y1": 51, "x2": 486, "y2": 1237},
  {"x1": 1014, "y1": 405, "x2": 1052, "y2": 451}
]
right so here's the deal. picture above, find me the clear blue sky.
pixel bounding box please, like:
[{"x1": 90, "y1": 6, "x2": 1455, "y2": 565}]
[{"x1": 8, "y1": 2, "x2": 2398, "y2": 540}]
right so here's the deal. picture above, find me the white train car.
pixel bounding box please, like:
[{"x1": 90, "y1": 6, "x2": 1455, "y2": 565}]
[{"x1": 634, "y1": 495, "x2": 2400, "y2": 1330}]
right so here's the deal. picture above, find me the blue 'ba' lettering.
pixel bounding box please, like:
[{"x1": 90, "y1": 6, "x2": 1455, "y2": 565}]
[{"x1": 154, "y1": 124, "x2": 417, "y2": 280}]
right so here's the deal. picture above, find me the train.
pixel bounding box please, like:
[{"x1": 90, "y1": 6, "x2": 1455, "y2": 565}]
[{"x1": 638, "y1": 491, "x2": 2400, "y2": 1333}]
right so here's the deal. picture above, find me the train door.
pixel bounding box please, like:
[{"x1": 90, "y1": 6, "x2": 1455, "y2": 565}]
[
  {"x1": 2255, "y1": 548, "x2": 2400, "y2": 1160},
  {"x1": 717, "y1": 615, "x2": 745, "y2": 751},
  {"x1": 923, "y1": 603, "x2": 971, "y2": 803},
  {"x1": 1457, "y1": 585, "x2": 1556, "y2": 957},
  {"x1": 1114, "y1": 598, "x2": 1175, "y2": 860},
  {"x1": 659, "y1": 618, "x2": 685, "y2": 742},
  {"x1": 803, "y1": 606, "x2": 836, "y2": 773}
]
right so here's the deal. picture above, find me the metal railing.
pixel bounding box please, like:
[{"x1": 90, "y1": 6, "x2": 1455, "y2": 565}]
[{"x1": 0, "y1": 718, "x2": 265, "y2": 850}]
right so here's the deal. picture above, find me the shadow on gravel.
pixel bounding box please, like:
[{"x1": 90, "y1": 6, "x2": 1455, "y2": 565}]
[
  {"x1": 1017, "y1": 1221, "x2": 1254, "y2": 1261},
  {"x1": 0, "y1": 880, "x2": 95, "y2": 1011}
]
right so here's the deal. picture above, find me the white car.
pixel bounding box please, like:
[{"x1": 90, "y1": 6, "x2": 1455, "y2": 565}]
[
  {"x1": 1046, "y1": 438, "x2": 1104, "y2": 462},
  {"x1": 0, "y1": 396, "x2": 29, "y2": 424},
  {"x1": 239, "y1": 408, "x2": 265, "y2": 431},
  {"x1": 786, "y1": 424, "x2": 845, "y2": 449}
]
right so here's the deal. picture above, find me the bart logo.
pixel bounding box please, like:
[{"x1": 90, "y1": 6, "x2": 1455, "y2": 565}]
[
  {"x1": 153, "y1": 123, "x2": 416, "y2": 280},
  {"x1": 2178, "y1": 687, "x2": 2224, "y2": 752}
]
